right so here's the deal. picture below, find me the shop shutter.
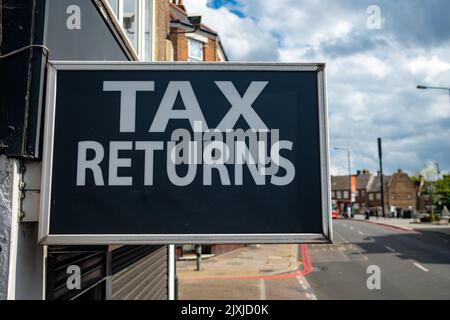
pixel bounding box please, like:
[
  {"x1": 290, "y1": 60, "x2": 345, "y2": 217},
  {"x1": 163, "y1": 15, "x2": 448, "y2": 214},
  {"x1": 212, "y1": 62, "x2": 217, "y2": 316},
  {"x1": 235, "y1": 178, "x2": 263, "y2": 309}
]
[
  {"x1": 46, "y1": 246, "x2": 108, "y2": 300},
  {"x1": 111, "y1": 245, "x2": 168, "y2": 300}
]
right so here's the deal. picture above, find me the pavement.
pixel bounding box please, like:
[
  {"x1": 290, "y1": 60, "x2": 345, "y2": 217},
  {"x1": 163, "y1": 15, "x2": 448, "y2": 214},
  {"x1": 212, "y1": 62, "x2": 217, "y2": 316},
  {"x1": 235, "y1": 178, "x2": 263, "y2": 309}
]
[
  {"x1": 177, "y1": 219, "x2": 450, "y2": 300},
  {"x1": 306, "y1": 219, "x2": 450, "y2": 299},
  {"x1": 353, "y1": 214, "x2": 450, "y2": 232},
  {"x1": 177, "y1": 244, "x2": 317, "y2": 300}
]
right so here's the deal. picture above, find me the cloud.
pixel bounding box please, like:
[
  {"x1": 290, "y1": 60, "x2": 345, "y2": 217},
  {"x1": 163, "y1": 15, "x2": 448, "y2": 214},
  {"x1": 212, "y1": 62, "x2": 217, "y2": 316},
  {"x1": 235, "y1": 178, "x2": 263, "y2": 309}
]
[{"x1": 186, "y1": 0, "x2": 450, "y2": 175}]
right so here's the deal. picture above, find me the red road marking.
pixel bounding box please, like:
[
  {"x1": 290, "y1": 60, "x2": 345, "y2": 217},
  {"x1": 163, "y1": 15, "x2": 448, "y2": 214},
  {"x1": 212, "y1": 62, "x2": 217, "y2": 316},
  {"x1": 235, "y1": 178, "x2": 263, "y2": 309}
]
[{"x1": 179, "y1": 244, "x2": 313, "y2": 282}]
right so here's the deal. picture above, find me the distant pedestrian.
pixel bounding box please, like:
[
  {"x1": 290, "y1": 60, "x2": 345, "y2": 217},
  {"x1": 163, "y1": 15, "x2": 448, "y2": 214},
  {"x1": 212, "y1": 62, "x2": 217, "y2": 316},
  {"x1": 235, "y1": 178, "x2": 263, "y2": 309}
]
[{"x1": 347, "y1": 206, "x2": 352, "y2": 219}]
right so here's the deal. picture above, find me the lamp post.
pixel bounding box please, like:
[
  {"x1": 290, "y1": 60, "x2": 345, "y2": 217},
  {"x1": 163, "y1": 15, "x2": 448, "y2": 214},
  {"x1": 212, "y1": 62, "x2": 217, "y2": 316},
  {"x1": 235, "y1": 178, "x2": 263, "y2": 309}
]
[
  {"x1": 334, "y1": 147, "x2": 352, "y2": 213},
  {"x1": 417, "y1": 85, "x2": 450, "y2": 102}
]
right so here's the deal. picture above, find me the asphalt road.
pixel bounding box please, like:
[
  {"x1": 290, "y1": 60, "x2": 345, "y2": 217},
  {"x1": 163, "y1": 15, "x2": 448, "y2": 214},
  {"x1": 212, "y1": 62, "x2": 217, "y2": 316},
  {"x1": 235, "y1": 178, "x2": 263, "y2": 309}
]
[{"x1": 305, "y1": 219, "x2": 450, "y2": 300}]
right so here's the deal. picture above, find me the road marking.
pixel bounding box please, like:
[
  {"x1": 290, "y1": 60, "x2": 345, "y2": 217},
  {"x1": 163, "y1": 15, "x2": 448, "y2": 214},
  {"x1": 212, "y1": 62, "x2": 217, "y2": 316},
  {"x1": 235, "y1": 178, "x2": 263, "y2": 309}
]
[
  {"x1": 358, "y1": 231, "x2": 364, "y2": 235},
  {"x1": 343, "y1": 223, "x2": 347, "y2": 227},
  {"x1": 385, "y1": 246, "x2": 396, "y2": 252},
  {"x1": 259, "y1": 279, "x2": 266, "y2": 300},
  {"x1": 334, "y1": 230, "x2": 349, "y2": 244},
  {"x1": 296, "y1": 270, "x2": 318, "y2": 300},
  {"x1": 350, "y1": 226, "x2": 354, "y2": 230},
  {"x1": 413, "y1": 262, "x2": 429, "y2": 273}
]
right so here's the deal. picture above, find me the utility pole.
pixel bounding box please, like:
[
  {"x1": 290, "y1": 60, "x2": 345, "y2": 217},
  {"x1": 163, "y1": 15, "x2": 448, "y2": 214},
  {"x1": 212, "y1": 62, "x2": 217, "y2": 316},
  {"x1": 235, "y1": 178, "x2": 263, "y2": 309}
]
[{"x1": 378, "y1": 138, "x2": 386, "y2": 218}]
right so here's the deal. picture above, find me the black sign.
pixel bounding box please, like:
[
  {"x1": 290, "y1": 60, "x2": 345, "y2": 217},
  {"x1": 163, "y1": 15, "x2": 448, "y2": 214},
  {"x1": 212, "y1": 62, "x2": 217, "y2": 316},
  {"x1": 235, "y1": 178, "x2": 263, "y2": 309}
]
[{"x1": 39, "y1": 63, "x2": 331, "y2": 245}]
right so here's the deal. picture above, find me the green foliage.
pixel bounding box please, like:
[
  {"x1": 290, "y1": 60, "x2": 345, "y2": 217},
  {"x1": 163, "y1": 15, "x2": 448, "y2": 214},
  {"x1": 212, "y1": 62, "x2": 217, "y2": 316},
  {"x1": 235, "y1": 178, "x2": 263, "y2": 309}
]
[{"x1": 435, "y1": 176, "x2": 450, "y2": 207}]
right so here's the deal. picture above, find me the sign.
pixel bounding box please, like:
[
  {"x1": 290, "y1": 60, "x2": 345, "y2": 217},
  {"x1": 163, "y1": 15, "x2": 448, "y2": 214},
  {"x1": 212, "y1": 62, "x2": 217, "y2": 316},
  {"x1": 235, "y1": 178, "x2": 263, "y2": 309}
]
[
  {"x1": 351, "y1": 175, "x2": 357, "y2": 203},
  {"x1": 39, "y1": 62, "x2": 331, "y2": 245}
]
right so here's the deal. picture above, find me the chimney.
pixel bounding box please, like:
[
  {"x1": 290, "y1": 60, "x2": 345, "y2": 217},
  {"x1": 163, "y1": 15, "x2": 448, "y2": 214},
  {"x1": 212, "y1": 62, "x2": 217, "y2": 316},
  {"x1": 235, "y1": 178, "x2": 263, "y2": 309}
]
[
  {"x1": 357, "y1": 170, "x2": 362, "y2": 176},
  {"x1": 362, "y1": 169, "x2": 369, "y2": 175},
  {"x1": 397, "y1": 169, "x2": 403, "y2": 174}
]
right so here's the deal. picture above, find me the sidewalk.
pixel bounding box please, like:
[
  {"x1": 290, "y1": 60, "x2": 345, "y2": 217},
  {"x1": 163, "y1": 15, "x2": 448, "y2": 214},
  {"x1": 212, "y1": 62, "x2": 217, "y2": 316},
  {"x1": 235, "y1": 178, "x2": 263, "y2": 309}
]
[
  {"x1": 353, "y1": 214, "x2": 450, "y2": 232},
  {"x1": 177, "y1": 244, "x2": 314, "y2": 300}
]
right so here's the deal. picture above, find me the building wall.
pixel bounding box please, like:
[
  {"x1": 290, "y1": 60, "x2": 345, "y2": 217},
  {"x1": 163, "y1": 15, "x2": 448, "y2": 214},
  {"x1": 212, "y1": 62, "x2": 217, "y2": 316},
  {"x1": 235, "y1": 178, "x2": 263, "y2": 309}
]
[
  {"x1": 387, "y1": 172, "x2": 416, "y2": 211},
  {"x1": 204, "y1": 38, "x2": 218, "y2": 61},
  {"x1": 155, "y1": 0, "x2": 171, "y2": 61},
  {"x1": 0, "y1": 156, "x2": 16, "y2": 300},
  {"x1": 169, "y1": 28, "x2": 189, "y2": 61},
  {"x1": 169, "y1": 29, "x2": 222, "y2": 62}
]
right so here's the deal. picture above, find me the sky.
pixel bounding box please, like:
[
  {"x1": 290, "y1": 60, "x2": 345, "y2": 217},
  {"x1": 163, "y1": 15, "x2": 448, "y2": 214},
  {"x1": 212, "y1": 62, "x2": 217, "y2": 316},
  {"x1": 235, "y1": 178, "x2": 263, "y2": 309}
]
[{"x1": 184, "y1": 0, "x2": 450, "y2": 176}]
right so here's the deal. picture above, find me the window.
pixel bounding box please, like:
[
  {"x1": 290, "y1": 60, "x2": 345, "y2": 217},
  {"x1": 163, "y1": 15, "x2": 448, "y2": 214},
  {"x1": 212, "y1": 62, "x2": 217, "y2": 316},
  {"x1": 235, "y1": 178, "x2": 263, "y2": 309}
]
[
  {"x1": 343, "y1": 191, "x2": 349, "y2": 199},
  {"x1": 360, "y1": 190, "x2": 365, "y2": 196},
  {"x1": 331, "y1": 191, "x2": 336, "y2": 198},
  {"x1": 376, "y1": 193, "x2": 381, "y2": 200},
  {"x1": 337, "y1": 191, "x2": 342, "y2": 200},
  {"x1": 354, "y1": 203, "x2": 360, "y2": 210},
  {"x1": 188, "y1": 39, "x2": 204, "y2": 61},
  {"x1": 369, "y1": 193, "x2": 374, "y2": 201},
  {"x1": 107, "y1": 0, "x2": 154, "y2": 61},
  {"x1": 123, "y1": 0, "x2": 138, "y2": 50}
]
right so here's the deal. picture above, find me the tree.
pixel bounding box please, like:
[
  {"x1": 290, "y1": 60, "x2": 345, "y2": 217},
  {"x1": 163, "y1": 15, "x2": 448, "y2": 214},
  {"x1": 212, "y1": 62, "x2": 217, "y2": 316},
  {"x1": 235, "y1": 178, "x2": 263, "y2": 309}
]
[
  {"x1": 420, "y1": 163, "x2": 440, "y2": 221},
  {"x1": 435, "y1": 175, "x2": 450, "y2": 209}
]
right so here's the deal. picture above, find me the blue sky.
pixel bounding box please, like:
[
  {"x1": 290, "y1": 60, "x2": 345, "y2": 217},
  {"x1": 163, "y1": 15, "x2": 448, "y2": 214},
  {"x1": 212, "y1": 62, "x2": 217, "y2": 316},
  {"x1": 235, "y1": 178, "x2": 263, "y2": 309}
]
[{"x1": 186, "y1": 0, "x2": 450, "y2": 176}]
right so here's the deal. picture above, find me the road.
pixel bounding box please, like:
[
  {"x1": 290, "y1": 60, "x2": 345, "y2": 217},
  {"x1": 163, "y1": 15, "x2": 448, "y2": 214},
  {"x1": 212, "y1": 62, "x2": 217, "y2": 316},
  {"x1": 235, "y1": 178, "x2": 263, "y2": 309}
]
[{"x1": 305, "y1": 219, "x2": 450, "y2": 300}]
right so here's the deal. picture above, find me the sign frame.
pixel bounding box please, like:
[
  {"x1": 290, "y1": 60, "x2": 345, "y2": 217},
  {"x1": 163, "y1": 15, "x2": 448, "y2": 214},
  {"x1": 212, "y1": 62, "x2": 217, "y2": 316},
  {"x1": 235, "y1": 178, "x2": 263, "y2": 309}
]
[{"x1": 39, "y1": 62, "x2": 332, "y2": 245}]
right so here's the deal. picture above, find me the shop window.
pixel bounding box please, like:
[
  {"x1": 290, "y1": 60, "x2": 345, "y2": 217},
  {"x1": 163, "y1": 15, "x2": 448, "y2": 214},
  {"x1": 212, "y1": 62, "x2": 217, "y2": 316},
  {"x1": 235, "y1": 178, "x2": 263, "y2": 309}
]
[
  {"x1": 337, "y1": 191, "x2": 342, "y2": 200},
  {"x1": 343, "y1": 191, "x2": 349, "y2": 199}
]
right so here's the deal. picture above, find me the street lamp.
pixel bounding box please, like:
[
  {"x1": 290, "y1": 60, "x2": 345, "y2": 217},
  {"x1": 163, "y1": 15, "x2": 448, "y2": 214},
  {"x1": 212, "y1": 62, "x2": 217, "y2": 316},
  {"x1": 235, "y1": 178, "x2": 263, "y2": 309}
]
[
  {"x1": 435, "y1": 162, "x2": 441, "y2": 180},
  {"x1": 334, "y1": 147, "x2": 352, "y2": 212},
  {"x1": 417, "y1": 85, "x2": 450, "y2": 102}
]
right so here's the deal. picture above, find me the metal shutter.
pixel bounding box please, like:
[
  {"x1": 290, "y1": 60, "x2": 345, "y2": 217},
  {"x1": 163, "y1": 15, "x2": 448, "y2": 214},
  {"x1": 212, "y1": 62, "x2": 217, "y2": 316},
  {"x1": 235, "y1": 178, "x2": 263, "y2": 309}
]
[
  {"x1": 46, "y1": 246, "x2": 108, "y2": 300},
  {"x1": 111, "y1": 245, "x2": 168, "y2": 300}
]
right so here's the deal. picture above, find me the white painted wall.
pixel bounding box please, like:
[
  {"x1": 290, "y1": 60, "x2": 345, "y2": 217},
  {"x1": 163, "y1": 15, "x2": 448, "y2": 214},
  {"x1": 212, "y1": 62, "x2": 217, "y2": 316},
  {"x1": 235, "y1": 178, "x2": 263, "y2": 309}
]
[
  {"x1": 0, "y1": 156, "x2": 45, "y2": 300},
  {"x1": 0, "y1": 155, "x2": 14, "y2": 299}
]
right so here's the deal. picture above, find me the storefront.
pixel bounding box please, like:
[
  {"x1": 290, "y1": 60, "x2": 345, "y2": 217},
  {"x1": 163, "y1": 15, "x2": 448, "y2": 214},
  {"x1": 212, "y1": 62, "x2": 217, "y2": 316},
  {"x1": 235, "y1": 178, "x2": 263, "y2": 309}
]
[{"x1": 0, "y1": 0, "x2": 173, "y2": 300}]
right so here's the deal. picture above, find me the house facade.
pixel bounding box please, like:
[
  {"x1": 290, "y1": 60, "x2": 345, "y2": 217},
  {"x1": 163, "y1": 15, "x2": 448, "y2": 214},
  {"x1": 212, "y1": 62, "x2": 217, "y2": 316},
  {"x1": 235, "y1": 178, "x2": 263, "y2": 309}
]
[
  {"x1": 169, "y1": 0, "x2": 227, "y2": 62},
  {"x1": 332, "y1": 169, "x2": 417, "y2": 217}
]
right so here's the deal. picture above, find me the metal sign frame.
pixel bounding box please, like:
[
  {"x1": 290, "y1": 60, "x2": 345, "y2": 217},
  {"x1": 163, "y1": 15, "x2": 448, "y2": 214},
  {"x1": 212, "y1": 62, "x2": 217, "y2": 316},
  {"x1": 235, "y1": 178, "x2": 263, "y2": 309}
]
[{"x1": 39, "y1": 62, "x2": 332, "y2": 245}]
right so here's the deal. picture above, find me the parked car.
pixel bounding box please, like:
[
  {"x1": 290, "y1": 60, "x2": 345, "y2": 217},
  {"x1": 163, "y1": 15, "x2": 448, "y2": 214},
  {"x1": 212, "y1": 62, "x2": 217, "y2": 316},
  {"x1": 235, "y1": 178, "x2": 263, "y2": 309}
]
[{"x1": 332, "y1": 209, "x2": 340, "y2": 219}]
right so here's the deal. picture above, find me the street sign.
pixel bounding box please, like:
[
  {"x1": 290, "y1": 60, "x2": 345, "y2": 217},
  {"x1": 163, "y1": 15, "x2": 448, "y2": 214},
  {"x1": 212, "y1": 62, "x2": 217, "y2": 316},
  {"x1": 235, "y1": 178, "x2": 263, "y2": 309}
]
[{"x1": 39, "y1": 62, "x2": 331, "y2": 245}]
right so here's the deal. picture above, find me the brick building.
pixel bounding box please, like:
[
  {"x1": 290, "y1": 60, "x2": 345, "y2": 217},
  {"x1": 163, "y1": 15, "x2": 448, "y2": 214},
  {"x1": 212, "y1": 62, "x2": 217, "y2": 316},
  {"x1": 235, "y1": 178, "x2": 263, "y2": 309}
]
[
  {"x1": 169, "y1": 0, "x2": 228, "y2": 62},
  {"x1": 332, "y1": 169, "x2": 417, "y2": 217}
]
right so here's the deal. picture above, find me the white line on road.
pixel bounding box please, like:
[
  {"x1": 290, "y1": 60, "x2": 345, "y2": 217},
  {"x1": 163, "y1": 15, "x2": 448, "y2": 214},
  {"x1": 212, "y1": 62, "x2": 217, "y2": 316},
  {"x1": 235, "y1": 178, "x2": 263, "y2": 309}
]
[
  {"x1": 385, "y1": 246, "x2": 396, "y2": 252},
  {"x1": 298, "y1": 278, "x2": 318, "y2": 300},
  {"x1": 334, "y1": 230, "x2": 349, "y2": 244},
  {"x1": 413, "y1": 262, "x2": 429, "y2": 273},
  {"x1": 350, "y1": 227, "x2": 354, "y2": 230},
  {"x1": 358, "y1": 231, "x2": 364, "y2": 235},
  {"x1": 259, "y1": 279, "x2": 266, "y2": 300}
]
